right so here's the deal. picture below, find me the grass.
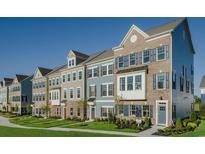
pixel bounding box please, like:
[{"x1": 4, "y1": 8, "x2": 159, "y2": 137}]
[
  {"x1": 62, "y1": 121, "x2": 140, "y2": 133},
  {"x1": 0, "y1": 112, "x2": 17, "y2": 118},
  {"x1": 173, "y1": 120, "x2": 205, "y2": 137},
  {"x1": 10, "y1": 116, "x2": 79, "y2": 128},
  {"x1": 0, "y1": 126, "x2": 128, "y2": 137}
]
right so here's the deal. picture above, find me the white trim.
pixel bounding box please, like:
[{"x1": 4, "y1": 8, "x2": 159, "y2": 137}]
[
  {"x1": 156, "y1": 100, "x2": 168, "y2": 126},
  {"x1": 76, "y1": 87, "x2": 81, "y2": 99},
  {"x1": 145, "y1": 30, "x2": 172, "y2": 41},
  {"x1": 96, "y1": 100, "x2": 114, "y2": 103},
  {"x1": 113, "y1": 25, "x2": 149, "y2": 50}
]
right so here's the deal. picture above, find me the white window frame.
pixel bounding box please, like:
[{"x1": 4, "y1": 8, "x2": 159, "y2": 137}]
[
  {"x1": 101, "y1": 82, "x2": 113, "y2": 97},
  {"x1": 78, "y1": 70, "x2": 83, "y2": 80},
  {"x1": 69, "y1": 88, "x2": 74, "y2": 99},
  {"x1": 76, "y1": 87, "x2": 81, "y2": 99}
]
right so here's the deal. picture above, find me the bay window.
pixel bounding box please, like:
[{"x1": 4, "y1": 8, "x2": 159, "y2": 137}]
[{"x1": 120, "y1": 77, "x2": 125, "y2": 91}]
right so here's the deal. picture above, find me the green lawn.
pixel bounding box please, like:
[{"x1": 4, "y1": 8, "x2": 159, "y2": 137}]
[
  {"x1": 62, "y1": 121, "x2": 140, "y2": 133},
  {"x1": 10, "y1": 116, "x2": 79, "y2": 128},
  {"x1": 0, "y1": 126, "x2": 128, "y2": 137},
  {"x1": 174, "y1": 120, "x2": 205, "y2": 137},
  {"x1": 0, "y1": 112, "x2": 17, "y2": 118}
]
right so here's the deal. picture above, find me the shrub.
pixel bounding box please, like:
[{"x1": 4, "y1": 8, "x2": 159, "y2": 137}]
[
  {"x1": 176, "y1": 118, "x2": 182, "y2": 130},
  {"x1": 143, "y1": 116, "x2": 151, "y2": 129},
  {"x1": 108, "y1": 112, "x2": 114, "y2": 124},
  {"x1": 190, "y1": 112, "x2": 197, "y2": 121},
  {"x1": 183, "y1": 118, "x2": 192, "y2": 127},
  {"x1": 187, "y1": 122, "x2": 197, "y2": 130}
]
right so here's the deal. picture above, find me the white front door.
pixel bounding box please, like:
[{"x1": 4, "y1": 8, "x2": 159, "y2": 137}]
[{"x1": 89, "y1": 106, "x2": 96, "y2": 120}]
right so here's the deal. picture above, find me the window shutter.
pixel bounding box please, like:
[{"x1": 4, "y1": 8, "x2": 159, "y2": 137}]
[
  {"x1": 165, "y1": 45, "x2": 169, "y2": 59},
  {"x1": 124, "y1": 105, "x2": 129, "y2": 116},
  {"x1": 136, "y1": 105, "x2": 142, "y2": 117},
  {"x1": 115, "y1": 58, "x2": 118, "y2": 69},
  {"x1": 149, "y1": 105, "x2": 153, "y2": 118},
  {"x1": 112, "y1": 84, "x2": 114, "y2": 96},
  {"x1": 100, "y1": 85, "x2": 102, "y2": 96},
  {"x1": 166, "y1": 72, "x2": 169, "y2": 89},
  {"x1": 153, "y1": 74, "x2": 156, "y2": 90}
]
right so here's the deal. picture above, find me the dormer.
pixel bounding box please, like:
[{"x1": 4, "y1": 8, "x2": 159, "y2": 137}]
[{"x1": 67, "y1": 50, "x2": 89, "y2": 68}]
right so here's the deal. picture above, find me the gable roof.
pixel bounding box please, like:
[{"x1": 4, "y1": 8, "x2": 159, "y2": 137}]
[
  {"x1": 69, "y1": 50, "x2": 89, "y2": 59},
  {"x1": 4, "y1": 78, "x2": 13, "y2": 86},
  {"x1": 16, "y1": 74, "x2": 29, "y2": 82},
  {"x1": 86, "y1": 50, "x2": 113, "y2": 64},
  {"x1": 200, "y1": 76, "x2": 205, "y2": 88},
  {"x1": 46, "y1": 64, "x2": 67, "y2": 76},
  {"x1": 38, "y1": 67, "x2": 52, "y2": 76},
  {"x1": 145, "y1": 18, "x2": 185, "y2": 36}
]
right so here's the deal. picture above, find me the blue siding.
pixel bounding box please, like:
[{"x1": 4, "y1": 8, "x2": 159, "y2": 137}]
[
  {"x1": 86, "y1": 59, "x2": 115, "y2": 118},
  {"x1": 201, "y1": 94, "x2": 205, "y2": 104}
]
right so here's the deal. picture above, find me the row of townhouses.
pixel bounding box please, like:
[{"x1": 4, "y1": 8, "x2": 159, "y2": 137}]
[{"x1": 0, "y1": 18, "x2": 195, "y2": 126}]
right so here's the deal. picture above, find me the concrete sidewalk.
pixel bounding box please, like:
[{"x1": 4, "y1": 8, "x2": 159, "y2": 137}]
[{"x1": 0, "y1": 116, "x2": 162, "y2": 137}]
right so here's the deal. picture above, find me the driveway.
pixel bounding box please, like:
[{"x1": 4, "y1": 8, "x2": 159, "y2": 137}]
[{"x1": 0, "y1": 116, "x2": 162, "y2": 137}]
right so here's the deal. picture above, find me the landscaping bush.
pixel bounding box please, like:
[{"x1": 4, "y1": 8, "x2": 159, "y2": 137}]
[
  {"x1": 143, "y1": 116, "x2": 151, "y2": 129},
  {"x1": 108, "y1": 112, "x2": 114, "y2": 124},
  {"x1": 183, "y1": 118, "x2": 192, "y2": 127},
  {"x1": 187, "y1": 122, "x2": 197, "y2": 130},
  {"x1": 176, "y1": 118, "x2": 183, "y2": 130},
  {"x1": 190, "y1": 112, "x2": 198, "y2": 121}
]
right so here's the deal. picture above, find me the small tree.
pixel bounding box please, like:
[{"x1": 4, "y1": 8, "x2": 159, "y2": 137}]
[
  {"x1": 108, "y1": 112, "x2": 114, "y2": 124},
  {"x1": 25, "y1": 103, "x2": 32, "y2": 115},
  {"x1": 2, "y1": 106, "x2": 7, "y2": 112},
  {"x1": 176, "y1": 118, "x2": 182, "y2": 130},
  {"x1": 14, "y1": 104, "x2": 19, "y2": 113},
  {"x1": 41, "y1": 105, "x2": 50, "y2": 118}
]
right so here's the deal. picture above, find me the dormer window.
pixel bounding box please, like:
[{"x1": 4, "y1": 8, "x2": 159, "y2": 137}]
[{"x1": 68, "y1": 57, "x2": 76, "y2": 67}]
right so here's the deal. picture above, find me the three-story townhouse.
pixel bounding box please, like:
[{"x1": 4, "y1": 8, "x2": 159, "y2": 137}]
[
  {"x1": 32, "y1": 67, "x2": 52, "y2": 116},
  {"x1": 200, "y1": 76, "x2": 205, "y2": 104},
  {"x1": 113, "y1": 18, "x2": 194, "y2": 126},
  {"x1": 46, "y1": 65, "x2": 66, "y2": 117},
  {"x1": 0, "y1": 78, "x2": 13, "y2": 111},
  {"x1": 60, "y1": 50, "x2": 89, "y2": 120},
  {"x1": 8, "y1": 75, "x2": 33, "y2": 114},
  {"x1": 86, "y1": 50, "x2": 115, "y2": 120}
]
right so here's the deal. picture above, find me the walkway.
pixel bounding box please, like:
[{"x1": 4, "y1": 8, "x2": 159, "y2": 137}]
[{"x1": 0, "y1": 116, "x2": 162, "y2": 137}]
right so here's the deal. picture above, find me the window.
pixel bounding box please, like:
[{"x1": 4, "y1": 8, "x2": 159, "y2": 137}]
[
  {"x1": 52, "y1": 79, "x2": 55, "y2": 86},
  {"x1": 70, "y1": 89, "x2": 74, "y2": 99},
  {"x1": 157, "y1": 46, "x2": 166, "y2": 60},
  {"x1": 89, "y1": 85, "x2": 96, "y2": 97},
  {"x1": 72, "y1": 59, "x2": 74, "y2": 66},
  {"x1": 56, "y1": 78, "x2": 59, "y2": 85},
  {"x1": 42, "y1": 94, "x2": 45, "y2": 101},
  {"x1": 130, "y1": 53, "x2": 136, "y2": 65},
  {"x1": 157, "y1": 73, "x2": 165, "y2": 89},
  {"x1": 135, "y1": 75, "x2": 142, "y2": 90},
  {"x1": 108, "y1": 84, "x2": 114, "y2": 96},
  {"x1": 101, "y1": 66, "x2": 107, "y2": 76},
  {"x1": 172, "y1": 71, "x2": 176, "y2": 89},
  {"x1": 120, "y1": 77, "x2": 125, "y2": 91},
  {"x1": 143, "y1": 50, "x2": 150, "y2": 63},
  {"x1": 67, "y1": 74, "x2": 71, "y2": 82},
  {"x1": 77, "y1": 108, "x2": 80, "y2": 116},
  {"x1": 127, "y1": 76, "x2": 133, "y2": 91},
  {"x1": 62, "y1": 75, "x2": 66, "y2": 83},
  {"x1": 130, "y1": 105, "x2": 136, "y2": 116},
  {"x1": 101, "y1": 107, "x2": 114, "y2": 118},
  {"x1": 70, "y1": 108, "x2": 73, "y2": 116},
  {"x1": 191, "y1": 82, "x2": 194, "y2": 94},
  {"x1": 49, "y1": 92, "x2": 51, "y2": 100},
  {"x1": 63, "y1": 89, "x2": 67, "y2": 99},
  {"x1": 118, "y1": 57, "x2": 124, "y2": 68},
  {"x1": 143, "y1": 105, "x2": 149, "y2": 117},
  {"x1": 88, "y1": 69, "x2": 92, "y2": 78},
  {"x1": 180, "y1": 76, "x2": 184, "y2": 92},
  {"x1": 108, "y1": 64, "x2": 113, "y2": 75},
  {"x1": 101, "y1": 84, "x2": 107, "y2": 96},
  {"x1": 78, "y1": 71, "x2": 82, "y2": 80},
  {"x1": 123, "y1": 55, "x2": 129, "y2": 67},
  {"x1": 77, "y1": 88, "x2": 80, "y2": 98},
  {"x1": 150, "y1": 49, "x2": 156, "y2": 62},
  {"x1": 186, "y1": 80, "x2": 190, "y2": 93},
  {"x1": 73, "y1": 72, "x2": 76, "y2": 81},
  {"x1": 118, "y1": 105, "x2": 124, "y2": 115},
  {"x1": 93, "y1": 67, "x2": 99, "y2": 77}
]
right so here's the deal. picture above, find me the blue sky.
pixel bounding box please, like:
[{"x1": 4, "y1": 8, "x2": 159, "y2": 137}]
[{"x1": 0, "y1": 17, "x2": 204, "y2": 96}]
